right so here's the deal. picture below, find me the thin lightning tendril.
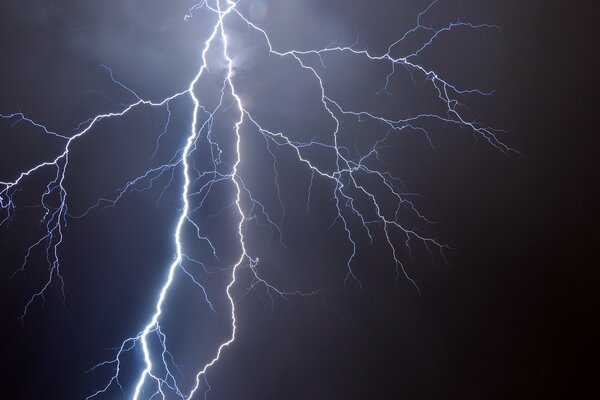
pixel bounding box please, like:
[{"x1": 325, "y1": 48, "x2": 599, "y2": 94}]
[{"x1": 1, "y1": 1, "x2": 513, "y2": 398}]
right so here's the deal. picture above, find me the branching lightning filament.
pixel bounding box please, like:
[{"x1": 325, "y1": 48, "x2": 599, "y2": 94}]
[{"x1": 0, "y1": 1, "x2": 513, "y2": 398}]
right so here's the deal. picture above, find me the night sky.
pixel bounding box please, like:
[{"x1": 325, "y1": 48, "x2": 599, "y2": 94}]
[{"x1": 0, "y1": 1, "x2": 596, "y2": 399}]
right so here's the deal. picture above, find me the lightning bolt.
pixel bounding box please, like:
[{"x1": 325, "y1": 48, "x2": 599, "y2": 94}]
[{"x1": 1, "y1": 0, "x2": 514, "y2": 398}]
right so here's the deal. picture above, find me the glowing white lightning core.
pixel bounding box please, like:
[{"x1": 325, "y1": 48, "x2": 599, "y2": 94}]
[{"x1": 1, "y1": 1, "x2": 514, "y2": 398}]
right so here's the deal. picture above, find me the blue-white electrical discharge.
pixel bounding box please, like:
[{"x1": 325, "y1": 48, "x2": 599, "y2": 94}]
[{"x1": 0, "y1": 1, "x2": 514, "y2": 398}]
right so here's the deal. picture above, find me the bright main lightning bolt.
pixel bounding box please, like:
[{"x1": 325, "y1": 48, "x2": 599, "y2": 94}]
[{"x1": 1, "y1": 1, "x2": 514, "y2": 398}]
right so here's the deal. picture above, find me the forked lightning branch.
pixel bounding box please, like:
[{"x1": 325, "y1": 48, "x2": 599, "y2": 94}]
[{"x1": 0, "y1": 1, "x2": 513, "y2": 398}]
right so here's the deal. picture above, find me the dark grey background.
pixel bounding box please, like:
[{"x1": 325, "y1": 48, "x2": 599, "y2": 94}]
[{"x1": 0, "y1": 0, "x2": 596, "y2": 399}]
